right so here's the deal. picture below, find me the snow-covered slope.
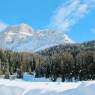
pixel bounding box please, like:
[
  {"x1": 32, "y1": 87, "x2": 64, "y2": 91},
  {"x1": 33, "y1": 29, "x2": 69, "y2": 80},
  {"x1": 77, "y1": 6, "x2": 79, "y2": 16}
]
[
  {"x1": 0, "y1": 23, "x2": 74, "y2": 52},
  {"x1": 0, "y1": 79, "x2": 95, "y2": 95}
]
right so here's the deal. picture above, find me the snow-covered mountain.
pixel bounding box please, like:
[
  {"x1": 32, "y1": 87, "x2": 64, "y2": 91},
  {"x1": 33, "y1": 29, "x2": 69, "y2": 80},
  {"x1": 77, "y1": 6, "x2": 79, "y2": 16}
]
[{"x1": 0, "y1": 23, "x2": 74, "y2": 52}]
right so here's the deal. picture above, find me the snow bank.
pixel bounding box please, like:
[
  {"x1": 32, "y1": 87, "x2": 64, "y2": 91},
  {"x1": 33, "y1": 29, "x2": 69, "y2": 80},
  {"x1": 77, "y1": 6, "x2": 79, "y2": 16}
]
[{"x1": 0, "y1": 79, "x2": 95, "y2": 95}]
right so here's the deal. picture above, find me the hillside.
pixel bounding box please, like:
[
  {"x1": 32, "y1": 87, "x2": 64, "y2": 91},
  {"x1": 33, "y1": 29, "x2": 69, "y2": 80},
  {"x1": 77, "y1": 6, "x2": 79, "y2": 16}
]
[{"x1": 38, "y1": 40, "x2": 95, "y2": 56}]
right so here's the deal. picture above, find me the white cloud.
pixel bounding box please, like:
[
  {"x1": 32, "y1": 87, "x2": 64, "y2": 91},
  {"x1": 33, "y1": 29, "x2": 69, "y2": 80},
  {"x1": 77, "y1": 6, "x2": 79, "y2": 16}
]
[
  {"x1": 49, "y1": 0, "x2": 95, "y2": 32},
  {"x1": 0, "y1": 22, "x2": 8, "y2": 32}
]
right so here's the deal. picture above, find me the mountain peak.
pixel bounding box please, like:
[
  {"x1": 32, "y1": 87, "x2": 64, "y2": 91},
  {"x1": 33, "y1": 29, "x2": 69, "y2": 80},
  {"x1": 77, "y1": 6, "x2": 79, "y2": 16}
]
[
  {"x1": 0, "y1": 24, "x2": 74, "y2": 52},
  {"x1": 19, "y1": 23, "x2": 33, "y2": 31}
]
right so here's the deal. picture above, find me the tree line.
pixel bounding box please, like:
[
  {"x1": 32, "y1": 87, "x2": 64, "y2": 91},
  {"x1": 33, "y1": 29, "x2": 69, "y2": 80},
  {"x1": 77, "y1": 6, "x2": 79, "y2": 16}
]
[{"x1": 0, "y1": 40, "x2": 95, "y2": 81}]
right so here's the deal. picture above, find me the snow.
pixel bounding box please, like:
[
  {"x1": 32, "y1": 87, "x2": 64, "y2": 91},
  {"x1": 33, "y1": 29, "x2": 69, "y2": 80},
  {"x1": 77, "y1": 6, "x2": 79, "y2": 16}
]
[
  {"x1": 0, "y1": 24, "x2": 74, "y2": 52},
  {"x1": 23, "y1": 73, "x2": 51, "y2": 82},
  {"x1": 0, "y1": 79, "x2": 95, "y2": 95}
]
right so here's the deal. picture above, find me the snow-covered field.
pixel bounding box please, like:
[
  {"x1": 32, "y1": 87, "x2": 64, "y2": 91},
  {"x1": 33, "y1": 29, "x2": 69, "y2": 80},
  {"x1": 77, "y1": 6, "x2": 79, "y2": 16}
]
[{"x1": 0, "y1": 79, "x2": 95, "y2": 95}]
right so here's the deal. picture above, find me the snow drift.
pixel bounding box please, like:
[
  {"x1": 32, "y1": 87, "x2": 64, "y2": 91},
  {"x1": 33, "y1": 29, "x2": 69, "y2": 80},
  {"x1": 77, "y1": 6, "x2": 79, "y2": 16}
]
[{"x1": 0, "y1": 79, "x2": 95, "y2": 95}]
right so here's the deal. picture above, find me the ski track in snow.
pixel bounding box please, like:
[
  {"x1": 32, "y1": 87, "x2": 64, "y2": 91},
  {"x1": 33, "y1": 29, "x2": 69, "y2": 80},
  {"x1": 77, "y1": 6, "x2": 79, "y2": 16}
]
[{"x1": 0, "y1": 79, "x2": 95, "y2": 95}]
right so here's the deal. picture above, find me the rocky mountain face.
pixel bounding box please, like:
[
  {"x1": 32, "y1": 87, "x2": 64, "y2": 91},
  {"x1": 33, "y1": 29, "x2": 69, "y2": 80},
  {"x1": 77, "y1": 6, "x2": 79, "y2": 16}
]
[{"x1": 0, "y1": 23, "x2": 74, "y2": 52}]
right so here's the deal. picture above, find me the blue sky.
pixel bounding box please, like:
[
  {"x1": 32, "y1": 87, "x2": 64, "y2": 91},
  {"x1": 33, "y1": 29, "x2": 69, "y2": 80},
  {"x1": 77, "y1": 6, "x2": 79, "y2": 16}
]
[{"x1": 0, "y1": 0, "x2": 95, "y2": 42}]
